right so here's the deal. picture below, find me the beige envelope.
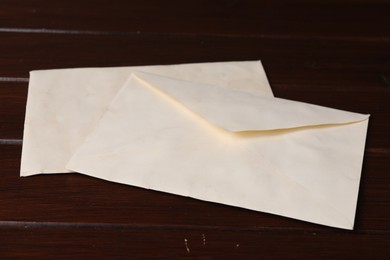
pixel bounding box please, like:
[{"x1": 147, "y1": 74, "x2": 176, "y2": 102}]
[
  {"x1": 21, "y1": 61, "x2": 271, "y2": 175},
  {"x1": 21, "y1": 61, "x2": 369, "y2": 229},
  {"x1": 66, "y1": 72, "x2": 369, "y2": 229}
]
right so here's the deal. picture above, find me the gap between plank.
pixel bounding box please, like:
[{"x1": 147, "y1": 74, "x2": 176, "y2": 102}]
[
  {"x1": 0, "y1": 27, "x2": 389, "y2": 43},
  {"x1": 0, "y1": 77, "x2": 29, "y2": 82},
  {"x1": 1, "y1": 220, "x2": 389, "y2": 235},
  {"x1": 0, "y1": 139, "x2": 23, "y2": 145}
]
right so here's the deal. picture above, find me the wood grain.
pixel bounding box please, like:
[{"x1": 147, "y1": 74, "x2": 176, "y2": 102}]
[
  {"x1": 0, "y1": 82, "x2": 26, "y2": 139},
  {"x1": 1, "y1": 225, "x2": 389, "y2": 258},
  {"x1": 0, "y1": 32, "x2": 389, "y2": 79},
  {"x1": 1, "y1": 0, "x2": 389, "y2": 258},
  {"x1": 0, "y1": 0, "x2": 389, "y2": 40}
]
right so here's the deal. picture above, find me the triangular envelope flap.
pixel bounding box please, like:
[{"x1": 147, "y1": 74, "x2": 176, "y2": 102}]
[{"x1": 133, "y1": 72, "x2": 369, "y2": 132}]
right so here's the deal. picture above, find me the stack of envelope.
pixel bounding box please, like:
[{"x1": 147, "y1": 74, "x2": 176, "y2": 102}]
[{"x1": 20, "y1": 61, "x2": 369, "y2": 229}]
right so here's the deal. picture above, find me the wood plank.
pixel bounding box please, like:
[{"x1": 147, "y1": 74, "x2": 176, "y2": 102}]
[
  {"x1": 0, "y1": 82, "x2": 26, "y2": 140},
  {"x1": 0, "y1": 224, "x2": 389, "y2": 258},
  {"x1": 0, "y1": 32, "x2": 389, "y2": 79},
  {"x1": 0, "y1": 0, "x2": 389, "y2": 40},
  {"x1": 1, "y1": 145, "x2": 389, "y2": 231}
]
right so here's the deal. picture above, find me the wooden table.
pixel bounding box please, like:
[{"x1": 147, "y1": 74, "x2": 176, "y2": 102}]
[{"x1": 1, "y1": 0, "x2": 389, "y2": 258}]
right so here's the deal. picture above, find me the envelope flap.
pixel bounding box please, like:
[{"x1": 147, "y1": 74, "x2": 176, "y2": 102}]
[{"x1": 133, "y1": 72, "x2": 369, "y2": 132}]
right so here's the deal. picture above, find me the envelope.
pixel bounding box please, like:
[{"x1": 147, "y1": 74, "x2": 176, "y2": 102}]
[
  {"x1": 21, "y1": 61, "x2": 369, "y2": 229},
  {"x1": 21, "y1": 61, "x2": 271, "y2": 175}
]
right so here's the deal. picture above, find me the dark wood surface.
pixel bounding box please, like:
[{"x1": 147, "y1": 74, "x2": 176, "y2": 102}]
[{"x1": 1, "y1": 0, "x2": 390, "y2": 258}]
